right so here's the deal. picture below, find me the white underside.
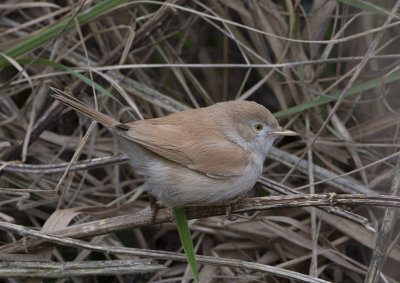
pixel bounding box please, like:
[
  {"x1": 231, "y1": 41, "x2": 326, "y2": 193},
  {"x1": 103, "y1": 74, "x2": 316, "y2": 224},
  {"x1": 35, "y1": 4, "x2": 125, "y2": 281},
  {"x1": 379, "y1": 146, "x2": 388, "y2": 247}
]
[
  {"x1": 144, "y1": 157, "x2": 262, "y2": 207},
  {"x1": 118, "y1": 136, "x2": 264, "y2": 207}
]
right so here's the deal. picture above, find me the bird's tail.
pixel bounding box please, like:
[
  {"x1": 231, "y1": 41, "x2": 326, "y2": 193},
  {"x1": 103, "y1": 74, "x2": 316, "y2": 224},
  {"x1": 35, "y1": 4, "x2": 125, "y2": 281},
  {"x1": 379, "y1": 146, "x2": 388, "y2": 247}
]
[{"x1": 50, "y1": 87, "x2": 118, "y2": 128}]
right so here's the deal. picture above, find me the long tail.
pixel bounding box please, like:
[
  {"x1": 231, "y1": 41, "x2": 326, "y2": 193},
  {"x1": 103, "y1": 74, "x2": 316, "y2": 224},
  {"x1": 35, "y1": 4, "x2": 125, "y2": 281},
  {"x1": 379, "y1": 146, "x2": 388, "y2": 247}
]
[{"x1": 50, "y1": 87, "x2": 118, "y2": 128}]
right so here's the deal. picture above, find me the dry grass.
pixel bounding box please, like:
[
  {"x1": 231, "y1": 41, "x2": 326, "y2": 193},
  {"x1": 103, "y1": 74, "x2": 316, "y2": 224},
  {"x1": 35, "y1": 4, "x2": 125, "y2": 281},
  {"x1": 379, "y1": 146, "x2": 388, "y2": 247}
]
[{"x1": 1, "y1": 0, "x2": 400, "y2": 282}]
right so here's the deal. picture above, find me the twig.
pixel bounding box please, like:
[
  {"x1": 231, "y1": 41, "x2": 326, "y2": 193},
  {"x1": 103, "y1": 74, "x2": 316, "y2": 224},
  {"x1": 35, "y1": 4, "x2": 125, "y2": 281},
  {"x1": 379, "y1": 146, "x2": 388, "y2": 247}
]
[
  {"x1": 0, "y1": 221, "x2": 329, "y2": 283},
  {"x1": 0, "y1": 259, "x2": 166, "y2": 278},
  {"x1": 270, "y1": 147, "x2": 376, "y2": 195},
  {"x1": 0, "y1": 155, "x2": 128, "y2": 174},
  {"x1": 259, "y1": 178, "x2": 371, "y2": 229},
  {"x1": 1, "y1": 194, "x2": 399, "y2": 254},
  {"x1": 363, "y1": 9, "x2": 400, "y2": 282},
  {"x1": 0, "y1": 0, "x2": 187, "y2": 166},
  {"x1": 365, "y1": 153, "x2": 400, "y2": 282}
]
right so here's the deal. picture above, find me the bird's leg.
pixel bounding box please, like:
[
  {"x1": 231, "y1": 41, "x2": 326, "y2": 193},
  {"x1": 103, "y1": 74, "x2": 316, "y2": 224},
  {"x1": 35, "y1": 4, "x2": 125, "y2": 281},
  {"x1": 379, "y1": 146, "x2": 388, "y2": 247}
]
[
  {"x1": 224, "y1": 196, "x2": 246, "y2": 221},
  {"x1": 149, "y1": 195, "x2": 161, "y2": 223}
]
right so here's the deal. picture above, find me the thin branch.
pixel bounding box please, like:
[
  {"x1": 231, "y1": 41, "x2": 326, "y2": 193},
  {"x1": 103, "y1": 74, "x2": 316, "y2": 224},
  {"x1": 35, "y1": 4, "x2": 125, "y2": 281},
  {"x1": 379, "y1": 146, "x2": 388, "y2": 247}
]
[
  {"x1": 1, "y1": 194, "x2": 399, "y2": 255},
  {"x1": 0, "y1": 259, "x2": 166, "y2": 278},
  {"x1": 365, "y1": 155, "x2": 400, "y2": 280},
  {"x1": 0, "y1": 220, "x2": 330, "y2": 283}
]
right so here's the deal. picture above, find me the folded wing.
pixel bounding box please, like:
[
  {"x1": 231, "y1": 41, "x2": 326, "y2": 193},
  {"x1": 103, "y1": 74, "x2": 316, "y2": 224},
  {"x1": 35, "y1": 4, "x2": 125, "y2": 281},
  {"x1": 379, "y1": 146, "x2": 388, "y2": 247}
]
[{"x1": 115, "y1": 121, "x2": 249, "y2": 179}]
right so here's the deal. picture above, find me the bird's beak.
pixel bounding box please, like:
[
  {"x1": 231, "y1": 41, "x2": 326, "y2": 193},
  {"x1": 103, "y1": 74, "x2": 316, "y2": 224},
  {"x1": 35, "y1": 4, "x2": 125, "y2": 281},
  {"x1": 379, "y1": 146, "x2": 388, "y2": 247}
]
[{"x1": 272, "y1": 129, "x2": 298, "y2": 136}]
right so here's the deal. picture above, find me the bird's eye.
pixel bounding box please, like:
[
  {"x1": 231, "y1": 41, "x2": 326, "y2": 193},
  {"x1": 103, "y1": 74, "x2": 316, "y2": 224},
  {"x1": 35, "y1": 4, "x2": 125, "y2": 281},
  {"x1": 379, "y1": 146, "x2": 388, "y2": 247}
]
[{"x1": 254, "y1": 124, "x2": 263, "y2": 131}]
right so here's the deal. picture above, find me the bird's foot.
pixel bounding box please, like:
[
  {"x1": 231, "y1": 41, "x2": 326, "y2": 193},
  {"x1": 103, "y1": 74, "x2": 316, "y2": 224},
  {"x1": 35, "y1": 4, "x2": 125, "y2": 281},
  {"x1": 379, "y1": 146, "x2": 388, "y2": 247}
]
[
  {"x1": 149, "y1": 195, "x2": 161, "y2": 223},
  {"x1": 224, "y1": 196, "x2": 246, "y2": 221}
]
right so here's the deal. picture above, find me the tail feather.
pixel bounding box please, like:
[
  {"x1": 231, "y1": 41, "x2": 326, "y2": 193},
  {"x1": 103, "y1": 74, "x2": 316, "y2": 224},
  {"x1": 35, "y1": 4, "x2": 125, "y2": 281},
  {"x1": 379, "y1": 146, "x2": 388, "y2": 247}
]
[{"x1": 50, "y1": 87, "x2": 118, "y2": 128}]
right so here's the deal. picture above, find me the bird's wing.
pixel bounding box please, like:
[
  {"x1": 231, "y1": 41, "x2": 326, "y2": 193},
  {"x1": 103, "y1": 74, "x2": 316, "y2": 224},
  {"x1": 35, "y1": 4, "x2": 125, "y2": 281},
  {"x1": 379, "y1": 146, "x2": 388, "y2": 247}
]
[{"x1": 115, "y1": 122, "x2": 250, "y2": 179}]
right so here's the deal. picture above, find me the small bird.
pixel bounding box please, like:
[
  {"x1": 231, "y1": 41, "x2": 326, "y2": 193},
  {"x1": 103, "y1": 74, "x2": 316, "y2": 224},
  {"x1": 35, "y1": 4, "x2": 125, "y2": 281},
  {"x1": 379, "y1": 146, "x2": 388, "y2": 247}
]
[{"x1": 51, "y1": 88, "x2": 297, "y2": 208}]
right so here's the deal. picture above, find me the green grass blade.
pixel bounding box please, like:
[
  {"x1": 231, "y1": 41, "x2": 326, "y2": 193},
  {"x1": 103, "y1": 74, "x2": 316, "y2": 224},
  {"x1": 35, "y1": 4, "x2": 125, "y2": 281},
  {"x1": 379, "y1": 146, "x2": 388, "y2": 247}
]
[
  {"x1": 174, "y1": 207, "x2": 199, "y2": 283},
  {"x1": 274, "y1": 69, "x2": 400, "y2": 118},
  {"x1": 338, "y1": 0, "x2": 400, "y2": 20},
  {"x1": 0, "y1": 0, "x2": 129, "y2": 68}
]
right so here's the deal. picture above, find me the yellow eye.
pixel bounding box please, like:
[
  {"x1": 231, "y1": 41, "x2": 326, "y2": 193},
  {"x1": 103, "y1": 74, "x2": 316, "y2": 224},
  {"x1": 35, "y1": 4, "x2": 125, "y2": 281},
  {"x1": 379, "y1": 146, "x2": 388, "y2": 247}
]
[{"x1": 254, "y1": 124, "x2": 263, "y2": 131}]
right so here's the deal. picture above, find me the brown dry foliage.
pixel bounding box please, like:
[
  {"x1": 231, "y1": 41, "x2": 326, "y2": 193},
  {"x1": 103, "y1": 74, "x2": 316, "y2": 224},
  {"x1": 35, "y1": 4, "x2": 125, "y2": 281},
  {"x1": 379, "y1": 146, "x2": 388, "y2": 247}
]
[{"x1": 0, "y1": 0, "x2": 400, "y2": 282}]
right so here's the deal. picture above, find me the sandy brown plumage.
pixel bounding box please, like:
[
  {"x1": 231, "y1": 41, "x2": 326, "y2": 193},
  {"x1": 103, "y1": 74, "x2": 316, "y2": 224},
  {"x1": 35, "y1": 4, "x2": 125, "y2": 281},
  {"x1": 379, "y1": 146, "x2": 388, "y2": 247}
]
[{"x1": 51, "y1": 88, "x2": 296, "y2": 207}]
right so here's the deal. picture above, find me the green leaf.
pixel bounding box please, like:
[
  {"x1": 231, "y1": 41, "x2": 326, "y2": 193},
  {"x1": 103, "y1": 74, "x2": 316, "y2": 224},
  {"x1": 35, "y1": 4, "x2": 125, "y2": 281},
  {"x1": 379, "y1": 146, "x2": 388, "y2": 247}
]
[
  {"x1": 174, "y1": 207, "x2": 199, "y2": 283},
  {"x1": 274, "y1": 69, "x2": 400, "y2": 118},
  {"x1": 338, "y1": 0, "x2": 400, "y2": 20},
  {"x1": 0, "y1": 0, "x2": 129, "y2": 68}
]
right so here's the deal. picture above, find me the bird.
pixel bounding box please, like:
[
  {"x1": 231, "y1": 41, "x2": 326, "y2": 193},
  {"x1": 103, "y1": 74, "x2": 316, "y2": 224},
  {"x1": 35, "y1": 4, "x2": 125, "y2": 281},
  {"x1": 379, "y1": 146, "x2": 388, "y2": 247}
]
[{"x1": 51, "y1": 87, "x2": 297, "y2": 208}]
